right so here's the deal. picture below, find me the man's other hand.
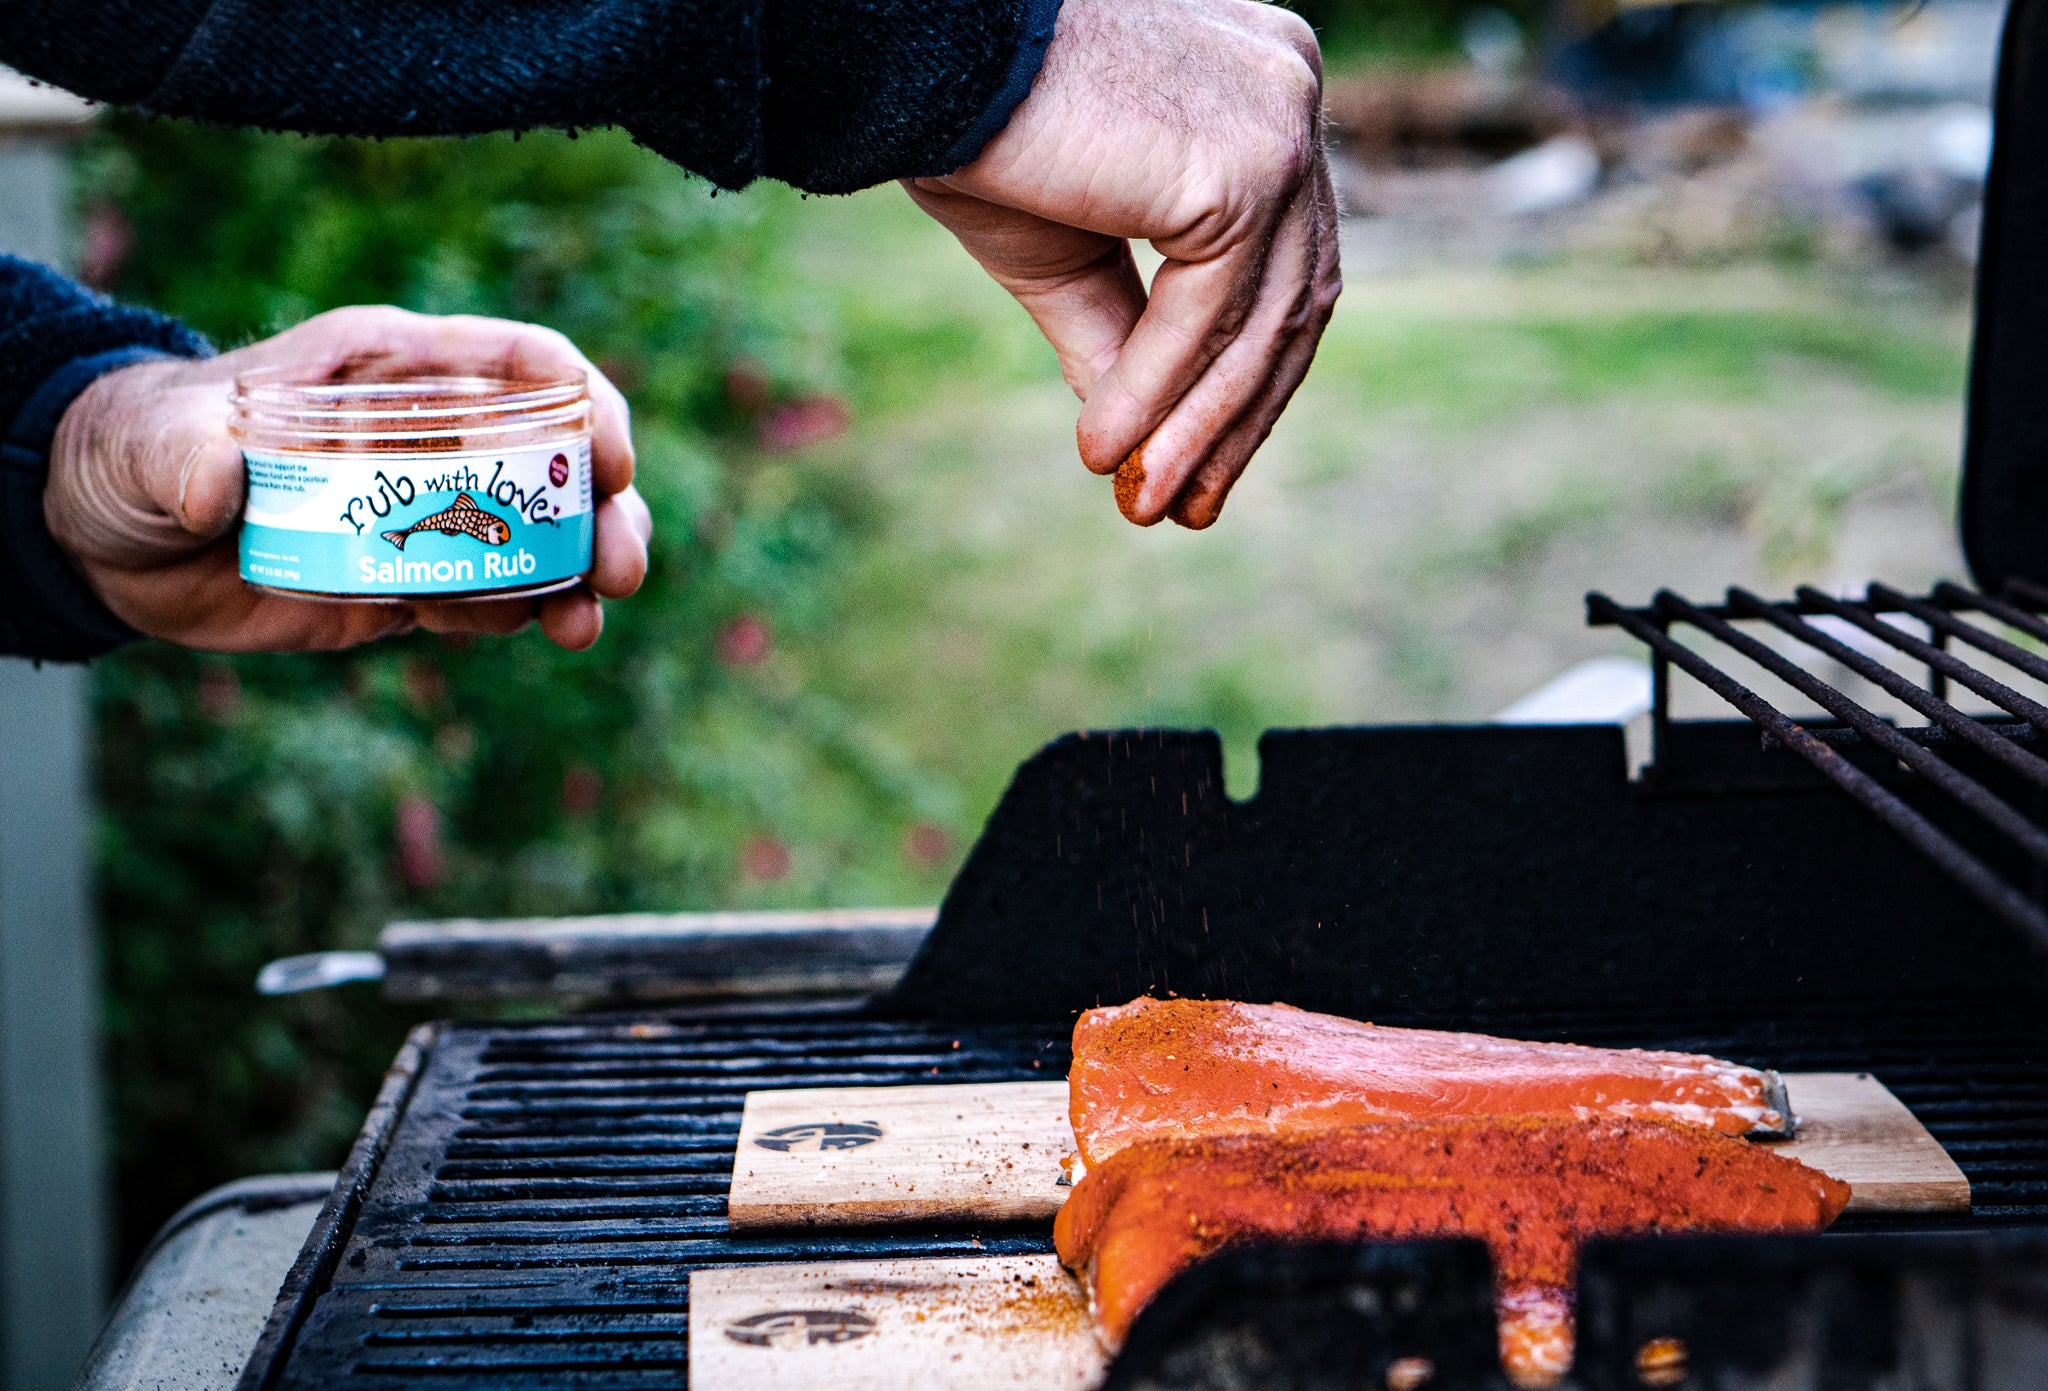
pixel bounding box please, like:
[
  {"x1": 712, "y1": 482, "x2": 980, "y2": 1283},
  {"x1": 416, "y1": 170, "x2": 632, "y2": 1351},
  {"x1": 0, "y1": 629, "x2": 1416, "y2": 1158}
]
[
  {"x1": 44, "y1": 306, "x2": 650, "y2": 653},
  {"x1": 904, "y1": 0, "x2": 1341, "y2": 529}
]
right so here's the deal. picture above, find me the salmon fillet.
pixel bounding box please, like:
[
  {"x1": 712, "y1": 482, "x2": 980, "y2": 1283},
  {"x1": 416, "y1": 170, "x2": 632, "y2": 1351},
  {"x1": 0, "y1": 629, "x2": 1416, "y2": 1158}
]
[
  {"x1": 1069, "y1": 998, "x2": 1787, "y2": 1167},
  {"x1": 1053, "y1": 1116, "x2": 1849, "y2": 1387}
]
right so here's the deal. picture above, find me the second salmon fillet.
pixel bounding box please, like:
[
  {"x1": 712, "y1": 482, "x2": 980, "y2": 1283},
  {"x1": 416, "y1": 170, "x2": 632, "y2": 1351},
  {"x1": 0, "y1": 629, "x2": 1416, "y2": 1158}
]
[
  {"x1": 1054, "y1": 1116, "x2": 1850, "y2": 1387},
  {"x1": 1070, "y1": 997, "x2": 1788, "y2": 1167}
]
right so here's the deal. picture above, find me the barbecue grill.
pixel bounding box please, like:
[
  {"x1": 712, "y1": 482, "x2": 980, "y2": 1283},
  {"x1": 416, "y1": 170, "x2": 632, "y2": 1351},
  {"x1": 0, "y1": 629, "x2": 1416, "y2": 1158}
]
[
  {"x1": 211, "y1": 702, "x2": 2048, "y2": 1390},
  {"x1": 78, "y1": 0, "x2": 2048, "y2": 1387}
]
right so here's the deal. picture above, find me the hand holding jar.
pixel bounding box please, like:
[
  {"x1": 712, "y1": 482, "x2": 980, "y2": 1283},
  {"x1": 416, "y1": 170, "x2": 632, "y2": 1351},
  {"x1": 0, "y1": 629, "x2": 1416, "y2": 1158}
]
[{"x1": 41, "y1": 305, "x2": 650, "y2": 653}]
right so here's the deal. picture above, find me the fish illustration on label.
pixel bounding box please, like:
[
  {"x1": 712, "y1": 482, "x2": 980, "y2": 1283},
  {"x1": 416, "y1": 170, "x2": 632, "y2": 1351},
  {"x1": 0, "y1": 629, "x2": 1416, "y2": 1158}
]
[{"x1": 380, "y1": 493, "x2": 513, "y2": 551}]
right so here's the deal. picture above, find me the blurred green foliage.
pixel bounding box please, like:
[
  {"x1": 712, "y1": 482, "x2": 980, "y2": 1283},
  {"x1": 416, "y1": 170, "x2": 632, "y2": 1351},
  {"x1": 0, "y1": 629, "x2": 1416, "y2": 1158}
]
[
  {"x1": 1281, "y1": 0, "x2": 1540, "y2": 66},
  {"x1": 81, "y1": 118, "x2": 955, "y2": 1263}
]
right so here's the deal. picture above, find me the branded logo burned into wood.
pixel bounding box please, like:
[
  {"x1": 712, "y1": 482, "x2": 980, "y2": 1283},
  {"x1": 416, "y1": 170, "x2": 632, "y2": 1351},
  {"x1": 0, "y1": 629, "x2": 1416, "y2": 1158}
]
[
  {"x1": 753, "y1": 1121, "x2": 884, "y2": 1153},
  {"x1": 723, "y1": 1309, "x2": 876, "y2": 1349}
]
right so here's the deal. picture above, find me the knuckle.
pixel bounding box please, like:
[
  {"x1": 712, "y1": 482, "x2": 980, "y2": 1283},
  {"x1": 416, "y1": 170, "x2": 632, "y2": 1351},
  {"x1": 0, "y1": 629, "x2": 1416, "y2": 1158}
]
[
  {"x1": 335, "y1": 304, "x2": 409, "y2": 329},
  {"x1": 1241, "y1": 82, "x2": 1320, "y2": 190},
  {"x1": 530, "y1": 323, "x2": 578, "y2": 354},
  {"x1": 308, "y1": 304, "x2": 415, "y2": 348},
  {"x1": 1259, "y1": 130, "x2": 1313, "y2": 193},
  {"x1": 1279, "y1": 279, "x2": 1320, "y2": 335},
  {"x1": 1227, "y1": 126, "x2": 1308, "y2": 198},
  {"x1": 1267, "y1": 8, "x2": 1324, "y2": 75},
  {"x1": 1253, "y1": 45, "x2": 1320, "y2": 107}
]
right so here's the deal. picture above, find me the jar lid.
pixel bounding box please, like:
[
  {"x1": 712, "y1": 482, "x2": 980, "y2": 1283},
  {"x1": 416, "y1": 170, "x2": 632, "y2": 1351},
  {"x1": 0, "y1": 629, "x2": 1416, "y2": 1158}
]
[{"x1": 230, "y1": 369, "x2": 590, "y2": 447}]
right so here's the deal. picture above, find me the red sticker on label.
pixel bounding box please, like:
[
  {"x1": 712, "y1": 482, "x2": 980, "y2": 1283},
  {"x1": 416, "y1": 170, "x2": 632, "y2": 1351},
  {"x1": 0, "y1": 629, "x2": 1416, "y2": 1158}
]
[{"x1": 549, "y1": 453, "x2": 570, "y2": 488}]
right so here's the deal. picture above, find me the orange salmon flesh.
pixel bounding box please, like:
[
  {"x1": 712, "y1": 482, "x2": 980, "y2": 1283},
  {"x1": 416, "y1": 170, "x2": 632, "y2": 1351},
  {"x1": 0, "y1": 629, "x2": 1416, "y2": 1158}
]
[
  {"x1": 1069, "y1": 997, "x2": 1788, "y2": 1168},
  {"x1": 1054, "y1": 1116, "x2": 1849, "y2": 1387}
]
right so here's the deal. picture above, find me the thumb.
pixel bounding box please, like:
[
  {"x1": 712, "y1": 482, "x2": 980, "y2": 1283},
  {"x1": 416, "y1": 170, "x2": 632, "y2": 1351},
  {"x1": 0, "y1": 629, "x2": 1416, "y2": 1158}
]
[
  {"x1": 111, "y1": 369, "x2": 245, "y2": 556},
  {"x1": 156, "y1": 413, "x2": 246, "y2": 541},
  {"x1": 47, "y1": 358, "x2": 243, "y2": 570}
]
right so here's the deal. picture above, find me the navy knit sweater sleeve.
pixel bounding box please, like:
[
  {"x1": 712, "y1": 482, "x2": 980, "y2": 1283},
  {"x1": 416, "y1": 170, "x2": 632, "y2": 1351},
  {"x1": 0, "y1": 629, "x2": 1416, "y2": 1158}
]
[
  {"x1": 0, "y1": 256, "x2": 212, "y2": 661},
  {"x1": 0, "y1": 0, "x2": 1065, "y2": 194}
]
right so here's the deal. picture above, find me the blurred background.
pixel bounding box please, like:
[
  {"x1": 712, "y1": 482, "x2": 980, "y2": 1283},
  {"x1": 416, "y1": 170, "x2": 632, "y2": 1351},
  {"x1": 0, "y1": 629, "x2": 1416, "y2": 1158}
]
[{"x1": 26, "y1": 0, "x2": 1996, "y2": 1283}]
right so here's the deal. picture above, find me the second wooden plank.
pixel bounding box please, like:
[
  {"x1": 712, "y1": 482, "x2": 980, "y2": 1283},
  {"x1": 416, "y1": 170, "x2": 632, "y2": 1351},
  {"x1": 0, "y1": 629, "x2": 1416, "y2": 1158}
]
[{"x1": 689, "y1": 1254, "x2": 1103, "y2": 1390}]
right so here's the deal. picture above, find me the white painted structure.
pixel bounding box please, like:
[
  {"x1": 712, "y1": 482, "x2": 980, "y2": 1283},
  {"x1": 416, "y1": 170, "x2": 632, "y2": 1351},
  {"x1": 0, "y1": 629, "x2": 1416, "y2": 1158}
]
[{"x1": 0, "y1": 65, "x2": 109, "y2": 1391}]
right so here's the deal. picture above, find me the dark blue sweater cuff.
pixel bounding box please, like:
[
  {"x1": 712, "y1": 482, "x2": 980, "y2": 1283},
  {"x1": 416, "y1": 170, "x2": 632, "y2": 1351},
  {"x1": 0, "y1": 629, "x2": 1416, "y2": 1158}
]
[
  {"x1": 1, "y1": 348, "x2": 174, "y2": 661},
  {"x1": 760, "y1": 0, "x2": 1068, "y2": 193},
  {"x1": 0, "y1": 255, "x2": 213, "y2": 662},
  {"x1": 3, "y1": 0, "x2": 1064, "y2": 197},
  {"x1": 926, "y1": 0, "x2": 1064, "y2": 175}
]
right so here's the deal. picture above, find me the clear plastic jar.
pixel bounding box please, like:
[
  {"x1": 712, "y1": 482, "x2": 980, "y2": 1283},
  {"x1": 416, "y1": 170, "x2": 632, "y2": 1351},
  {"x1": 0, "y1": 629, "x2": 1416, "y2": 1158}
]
[{"x1": 229, "y1": 368, "x2": 593, "y2": 601}]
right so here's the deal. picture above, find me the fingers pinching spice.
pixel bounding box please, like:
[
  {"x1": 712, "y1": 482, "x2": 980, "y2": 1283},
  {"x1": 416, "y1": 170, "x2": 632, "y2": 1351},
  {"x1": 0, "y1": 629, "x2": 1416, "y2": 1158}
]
[{"x1": 905, "y1": 0, "x2": 1341, "y2": 529}]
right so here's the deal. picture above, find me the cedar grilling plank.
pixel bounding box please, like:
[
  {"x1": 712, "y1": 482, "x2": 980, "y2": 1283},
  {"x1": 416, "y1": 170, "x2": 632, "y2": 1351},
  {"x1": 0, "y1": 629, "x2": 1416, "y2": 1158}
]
[
  {"x1": 1053, "y1": 1116, "x2": 1850, "y2": 1387},
  {"x1": 1069, "y1": 997, "x2": 1787, "y2": 1167}
]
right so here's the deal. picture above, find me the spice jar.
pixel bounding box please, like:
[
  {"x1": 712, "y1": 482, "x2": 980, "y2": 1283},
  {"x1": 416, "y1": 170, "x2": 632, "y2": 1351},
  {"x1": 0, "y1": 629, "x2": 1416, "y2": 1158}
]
[{"x1": 230, "y1": 368, "x2": 593, "y2": 601}]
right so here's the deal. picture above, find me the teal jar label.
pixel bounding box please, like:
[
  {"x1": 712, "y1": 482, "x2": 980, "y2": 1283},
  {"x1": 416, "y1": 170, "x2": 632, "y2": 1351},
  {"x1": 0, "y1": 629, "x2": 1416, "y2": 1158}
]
[{"x1": 239, "y1": 439, "x2": 593, "y2": 598}]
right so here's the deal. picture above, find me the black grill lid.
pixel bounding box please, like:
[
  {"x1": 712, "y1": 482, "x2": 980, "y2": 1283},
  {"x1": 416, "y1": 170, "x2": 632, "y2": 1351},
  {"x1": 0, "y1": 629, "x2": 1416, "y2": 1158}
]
[
  {"x1": 887, "y1": 722, "x2": 2045, "y2": 1023},
  {"x1": 1965, "y1": 0, "x2": 2048, "y2": 590}
]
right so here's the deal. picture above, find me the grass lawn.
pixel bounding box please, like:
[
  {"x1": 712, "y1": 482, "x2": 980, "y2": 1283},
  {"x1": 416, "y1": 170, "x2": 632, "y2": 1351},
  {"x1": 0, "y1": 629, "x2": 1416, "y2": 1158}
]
[{"x1": 773, "y1": 186, "x2": 1972, "y2": 817}]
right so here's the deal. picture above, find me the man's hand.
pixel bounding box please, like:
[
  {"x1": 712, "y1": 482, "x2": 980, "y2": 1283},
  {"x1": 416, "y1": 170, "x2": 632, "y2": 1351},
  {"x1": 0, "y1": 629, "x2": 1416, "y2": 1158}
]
[
  {"x1": 44, "y1": 306, "x2": 651, "y2": 653},
  {"x1": 904, "y1": 0, "x2": 1340, "y2": 529}
]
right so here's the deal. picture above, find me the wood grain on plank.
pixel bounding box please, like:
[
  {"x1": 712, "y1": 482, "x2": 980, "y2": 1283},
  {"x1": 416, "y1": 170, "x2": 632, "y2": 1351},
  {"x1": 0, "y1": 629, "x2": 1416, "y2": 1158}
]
[
  {"x1": 688, "y1": 1254, "x2": 1105, "y2": 1390},
  {"x1": 1771, "y1": 1072, "x2": 1970, "y2": 1213},
  {"x1": 727, "y1": 1073, "x2": 1966, "y2": 1227},
  {"x1": 728, "y1": 1080, "x2": 1072, "y2": 1229}
]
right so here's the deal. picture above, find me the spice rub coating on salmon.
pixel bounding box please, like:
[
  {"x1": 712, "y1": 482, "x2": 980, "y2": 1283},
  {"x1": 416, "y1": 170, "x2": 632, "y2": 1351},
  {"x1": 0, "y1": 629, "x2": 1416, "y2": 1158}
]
[
  {"x1": 1053, "y1": 1116, "x2": 1849, "y2": 1387},
  {"x1": 1069, "y1": 998, "x2": 1788, "y2": 1167}
]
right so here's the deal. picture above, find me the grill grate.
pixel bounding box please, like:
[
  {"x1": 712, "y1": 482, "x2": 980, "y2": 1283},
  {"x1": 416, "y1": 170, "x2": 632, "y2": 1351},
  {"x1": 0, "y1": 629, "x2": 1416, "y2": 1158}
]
[
  {"x1": 243, "y1": 1001, "x2": 2048, "y2": 1388},
  {"x1": 1589, "y1": 581, "x2": 2048, "y2": 949},
  {"x1": 243, "y1": 1014, "x2": 1067, "y2": 1389}
]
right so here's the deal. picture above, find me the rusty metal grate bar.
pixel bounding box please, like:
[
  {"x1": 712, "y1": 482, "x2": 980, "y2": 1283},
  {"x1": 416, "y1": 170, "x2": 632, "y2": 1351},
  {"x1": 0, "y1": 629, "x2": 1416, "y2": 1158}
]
[{"x1": 1588, "y1": 581, "x2": 2048, "y2": 951}]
